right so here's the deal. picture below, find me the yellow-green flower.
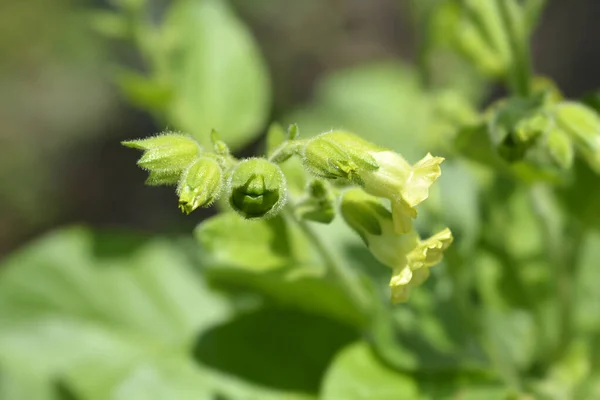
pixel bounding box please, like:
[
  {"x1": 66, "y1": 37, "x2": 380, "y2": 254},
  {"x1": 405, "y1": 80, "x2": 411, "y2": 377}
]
[
  {"x1": 361, "y1": 151, "x2": 444, "y2": 233},
  {"x1": 302, "y1": 131, "x2": 444, "y2": 234},
  {"x1": 340, "y1": 189, "x2": 453, "y2": 303}
]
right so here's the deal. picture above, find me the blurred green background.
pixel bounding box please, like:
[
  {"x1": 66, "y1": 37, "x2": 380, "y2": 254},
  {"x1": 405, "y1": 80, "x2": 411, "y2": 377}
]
[
  {"x1": 1, "y1": 0, "x2": 599, "y2": 257},
  {"x1": 2, "y1": 1, "x2": 600, "y2": 399}
]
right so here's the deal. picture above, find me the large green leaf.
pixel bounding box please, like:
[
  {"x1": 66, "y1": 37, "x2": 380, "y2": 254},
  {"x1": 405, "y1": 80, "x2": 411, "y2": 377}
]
[
  {"x1": 161, "y1": 0, "x2": 271, "y2": 148},
  {"x1": 0, "y1": 227, "x2": 227, "y2": 399},
  {"x1": 204, "y1": 265, "x2": 365, "y2": 327},
  {"x1": 195, "y1": 308, "x2": 357, "y2": 397},
  {"x1": 320, "y1": 342, "x2": 419, "y2": 400},
  {"x1": 0, "y1": 227, "x2": 361, "y2": 399},
  {"x1": 195, "y1": 213, "x2": 365, "y2": 327}
]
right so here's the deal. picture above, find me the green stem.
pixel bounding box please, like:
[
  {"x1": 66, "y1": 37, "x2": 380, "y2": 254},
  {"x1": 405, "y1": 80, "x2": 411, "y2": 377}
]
[
  {"x1": 497, "y1": 0, "x2": 533, "y2": 97},
  {"x1": 268, "y1": 141, "x2": 303, "y2": 164},
  {"x1": 284, "y1": 206, "x2": 371, "y2": 314}
]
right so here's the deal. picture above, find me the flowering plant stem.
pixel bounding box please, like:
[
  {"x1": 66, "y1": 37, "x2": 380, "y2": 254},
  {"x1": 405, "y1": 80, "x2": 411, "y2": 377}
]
[{"x1": 284, "y1": 204, "x2": 372, "y2": 316}]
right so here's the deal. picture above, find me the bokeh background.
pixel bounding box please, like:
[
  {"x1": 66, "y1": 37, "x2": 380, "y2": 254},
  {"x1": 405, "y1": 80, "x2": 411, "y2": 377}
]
[{"x1": 2, "y1": 0, "x2": 599, "y2": 258}]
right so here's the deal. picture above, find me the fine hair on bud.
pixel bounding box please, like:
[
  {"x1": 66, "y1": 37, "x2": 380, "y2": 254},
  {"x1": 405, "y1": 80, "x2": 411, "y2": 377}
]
[
  {"x1": 227, "y1": 158, "x2": 288, "y2": 219},
  {"x1": 177, "y1": 156, "x2": 224, "y2": 214}
]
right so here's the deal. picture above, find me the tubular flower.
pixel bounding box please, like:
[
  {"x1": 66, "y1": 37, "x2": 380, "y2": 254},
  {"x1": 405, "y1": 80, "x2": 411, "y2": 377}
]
[
  {"x1": 360, "y1": 151, "x2": 445, "y2": 234},
  {"x1": 303, "y1": 131, "x2": 444, "y2": 233},
  {"x1": 340, "y1": 189, "x2": 453, "y2": 303}
]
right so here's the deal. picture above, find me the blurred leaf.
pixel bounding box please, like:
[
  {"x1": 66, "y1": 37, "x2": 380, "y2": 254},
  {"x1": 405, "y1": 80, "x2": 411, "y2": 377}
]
[
  {"x1": 115, "y1": 70, "x2": 173, "y2": 112},
  {"x1": 195, "y1": 213, "x2": 308, "y2": 271},
  {"x1": 89, "y1": 11, "x2": 129, "y2": 39},
  {"x1": 196, "y1": 213, "x2": 363, "y2": 326},
  {"x1": 161, "y1": 0, "x2": 271, "y2": 149},
  {"x1": 194, "y1": 308, "x2": 356, "y2": 397},
  {"x1": 0, "y1": 366, "x2": 65, "y2": 400},
  {"x1": 417, "y1": 371, "x2": 510, "y2": 400},
  {"x1": 205, "y1": 265, "x2": 365, "y2": 327},
  {"x1": 285, "y1": 61, "x2": 431, "y2": 160},
  {"x1": 428, "y1": 160, "x2": 481, "y2": 252},
  {"x1": 574, "y1": 231, "x2": 600, "y2": 333},
  {"x1": 483, "y1": 309, "x2": 537, "y2": 374},
  {"x1": 0, "y1": 227, "x2": 228, "y2": 399},
  {"x1": 320, "y1": 342, "x2": 419, "y2": 400},
  {"x1": 560, "y1": 160, "x2": 600, "y2": 231}
]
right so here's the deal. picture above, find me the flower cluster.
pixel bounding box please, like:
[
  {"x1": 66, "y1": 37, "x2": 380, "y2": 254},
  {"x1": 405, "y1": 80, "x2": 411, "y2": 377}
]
[
  {"x1": 124, "y1": 128, "x2": 452, "y2": 302},
  {"x1": 123, "y1": 132, "x2": 288, "y2": 218},
  {"x1": 299, "y1": 131, "x2": 451, "y2": 302},
  {"x1": 302, "y1": 131, "x2": 444, "y2": 233}
]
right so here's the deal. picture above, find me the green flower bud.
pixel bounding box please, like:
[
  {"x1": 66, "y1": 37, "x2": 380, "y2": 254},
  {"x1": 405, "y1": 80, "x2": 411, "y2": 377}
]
[
  {"x1": 340, "y1": 189, "x2": 453, "y2": 303},
  {"x1": 303, "y1": 131, "x2": 443, "y2": 234},
  {"x1": 340, "y1": 188, "x2": 389, "y2": 245},
  {"x1": 488, "y1": 97, "x2": 549, "y2": 162},
  {"x1": 177, "y1": 157, "x2": 223, "y2": 214},
  {"x1": 122, "y1": 133, "x2": 201, "y2": 185},
  {"x1": 228, "y1": 158, "x2": 287, "y2": 219},
  {"x1": 555, "y1": 102, "x2": 600, "y2": 172},
  {"x1": 301, "y1": 131, "x2": 379, "y2": 183}
]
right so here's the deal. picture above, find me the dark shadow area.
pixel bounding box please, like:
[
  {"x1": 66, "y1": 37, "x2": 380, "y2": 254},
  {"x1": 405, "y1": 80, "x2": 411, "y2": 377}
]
[{"x1": 192, "y1": 308, "x2": 358, "y2": 394}]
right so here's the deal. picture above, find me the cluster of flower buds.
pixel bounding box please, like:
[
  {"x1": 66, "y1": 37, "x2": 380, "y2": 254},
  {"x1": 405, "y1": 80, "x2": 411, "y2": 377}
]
[
  {"x1": 123, "y1": 132, "x2": 288, "y2": 218},
  {"x1": 124, "y1": 128, "x2": 453, "y2": 302},
  {"x1": 487, "y1": 84, "x2": 600, "y2": 174},
  {"x1": 340, "y1": 189, "x2": 453, "y2": 303}
]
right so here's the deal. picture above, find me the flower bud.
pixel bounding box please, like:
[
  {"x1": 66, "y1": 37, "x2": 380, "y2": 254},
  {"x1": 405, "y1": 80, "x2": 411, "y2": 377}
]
[
  {"x1": 555, "y1": 102, "x2": 600, "y2": 172},
  {"x1": 340, "y1": 189, "x2": 453, "y2": 303},
  {"x1": 301, "y1": 131, "x2": 379, "y2": 183},
  {"x1": 488, "y1": 98, "x2": 549, "y2": 162},
  {"x1": 177, "y1": 157, "x2": 223, "y2": 214},
  {"x1": 228, "y1": 158, "x2": 287, "y2": 219},
  {"x1": 122, "y1": 133, "x2": 201, "y2": 185}
]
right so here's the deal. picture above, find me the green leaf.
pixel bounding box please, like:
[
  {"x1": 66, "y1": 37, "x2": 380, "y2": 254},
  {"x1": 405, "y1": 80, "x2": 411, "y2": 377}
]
[
  {"x1": 115, "y1": 70, "x2": 172, "y2": 112},
  {"x1": 161, "y1": 0, "x2": 271, "y2": 149},
  {"x1": 417, "y1": 371, "x2": 510, "y2": 400},
  {"x1": 0, "y1": 227, "x2": 228, "y2": 399},
  {"x1": 205, "y1": 265, "x2": 365, "y2": 327},
  {"x1": 560, "y1": 160, "x2": 600, "y2": 231},
  {"x1": 195, "y1": 308, "x2": 356, "y2": 397},
  {"x1": 195, "y1": 213, "x2": 308, "y2": 271},
  {"x1": 0, "y1": 365, "x2": 67, "y2": 400},
  {"x1": 320, "y1": 342, "x2": 419, "y2": 400},
  {"x1": 196, "y1": 213, "x2": 364, "y2": 326}
]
